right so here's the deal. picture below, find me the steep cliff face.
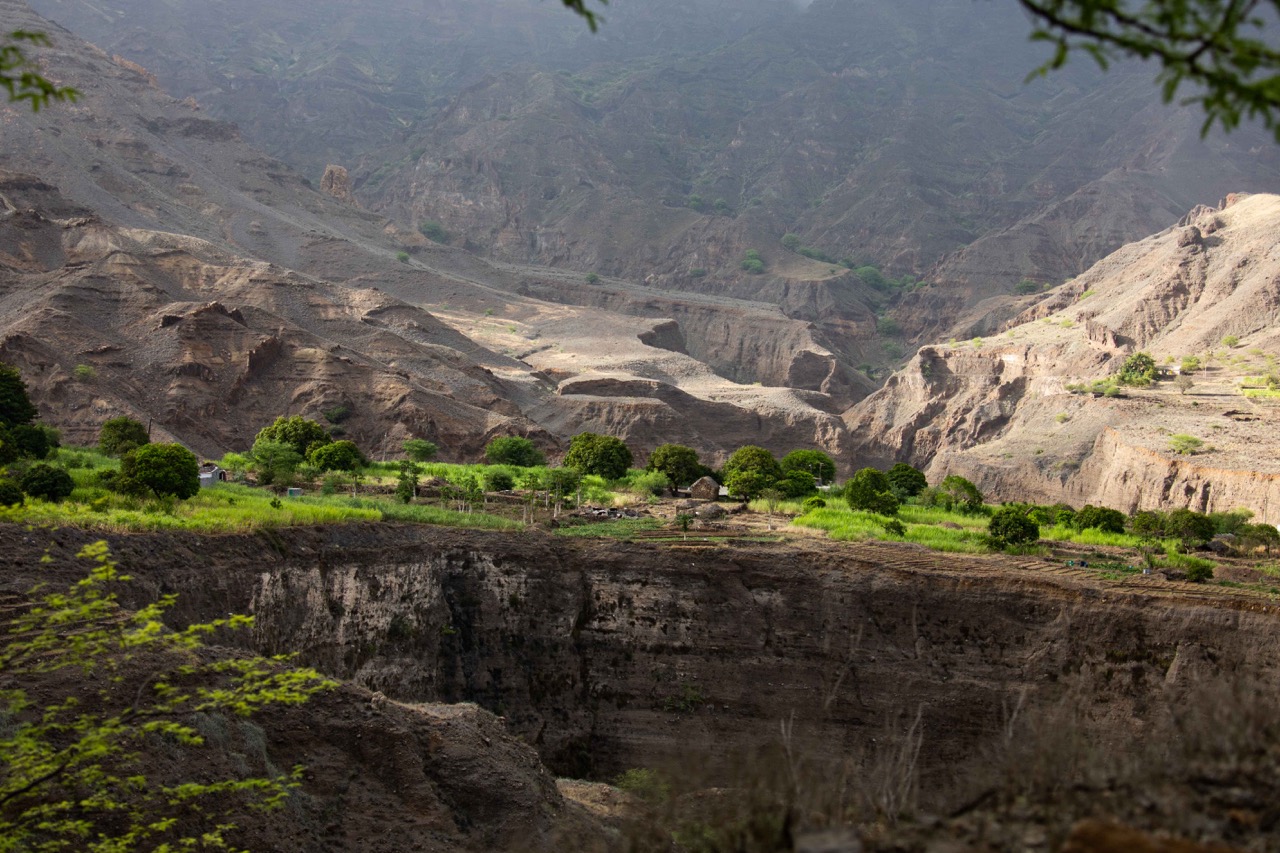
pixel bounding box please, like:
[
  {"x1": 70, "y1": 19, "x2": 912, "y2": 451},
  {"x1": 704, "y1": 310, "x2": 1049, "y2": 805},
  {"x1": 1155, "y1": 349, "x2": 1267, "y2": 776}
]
[
  {"x1": 10, "y1": 524, "x2": 1280, "y2": 789},
  {"x1": 846, "y1": 194, "x2": 1280, "y2": 522}
]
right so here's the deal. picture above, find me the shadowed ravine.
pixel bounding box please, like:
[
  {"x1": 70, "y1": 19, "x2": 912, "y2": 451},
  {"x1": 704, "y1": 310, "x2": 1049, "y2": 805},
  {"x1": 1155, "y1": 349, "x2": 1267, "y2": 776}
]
[{"x1": 6, "y1": 523, "x2": 1278, "y2": 787}]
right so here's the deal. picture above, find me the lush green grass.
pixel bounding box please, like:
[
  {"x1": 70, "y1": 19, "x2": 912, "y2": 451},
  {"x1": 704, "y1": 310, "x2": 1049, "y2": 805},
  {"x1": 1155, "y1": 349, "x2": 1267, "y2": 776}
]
[
  {"x1": 1040, "y1": 524, "x2": 1147, "y2": 548},
  {"x1": 0, "y1": 482, "x2": 382, "y2": 532},
  {"x1": 898, "y1": 504, "x2": 990, "y2": 529},
  {"x1": 338, "y1": 496, "x2": 523, "y2": 530},
  {"x1": 792, "y1": 506, "x2": 991, "y2": 553},
  {"x1": 553, "y1": 517, "x2": 664, "y2": 538}
]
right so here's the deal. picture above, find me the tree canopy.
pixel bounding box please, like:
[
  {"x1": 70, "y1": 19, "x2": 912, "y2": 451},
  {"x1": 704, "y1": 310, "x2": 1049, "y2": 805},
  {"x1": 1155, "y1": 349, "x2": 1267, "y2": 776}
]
[
  {"x1": 1019, "y1": 0, "x2": 1280, "y2": 140},
  {"x1": 0, "y1": 362, "x2": 37, "y2": 430},
  {"x1": 484, "y1": 436, "x2": 545, "y2": 468},
  {"x1": 254, "y1": 416, "x2": 332, "y2": 459},
  {"x1": 563, "y1": 432, "x2": 633, "y2": 480},
  {"x1": 98, "y1": 416, "x2": 150, "y2": 457},
  {"x1": 780, "y1": 449, "x2": 836, "y2": 485},
  {"x1": 123, "y1": 443, "x2": 200, "y2": 499},
  {"x1": 646, "y1": 444, "x2": 703, "y2": 487}
]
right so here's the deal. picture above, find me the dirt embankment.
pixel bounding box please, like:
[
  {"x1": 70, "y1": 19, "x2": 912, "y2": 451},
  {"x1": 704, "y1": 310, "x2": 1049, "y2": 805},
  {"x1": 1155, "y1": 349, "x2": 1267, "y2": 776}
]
[{"x1": 6, "y1": 523, "x2": 1280, "y2": 789}]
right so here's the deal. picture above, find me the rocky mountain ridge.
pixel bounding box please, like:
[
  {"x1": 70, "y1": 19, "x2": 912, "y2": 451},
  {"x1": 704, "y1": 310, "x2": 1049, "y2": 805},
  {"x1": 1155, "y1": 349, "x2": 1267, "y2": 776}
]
[{"x1": 846, "y1": 192, "x2": 1280, "y2": 523}]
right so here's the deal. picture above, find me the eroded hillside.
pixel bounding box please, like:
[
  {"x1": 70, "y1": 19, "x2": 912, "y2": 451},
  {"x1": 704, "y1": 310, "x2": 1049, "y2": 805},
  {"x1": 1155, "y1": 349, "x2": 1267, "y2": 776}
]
[
  {"x1": 0, "y1": 0, "x2": 857, "y2": 465},
  {"x1": 847, "y1": 193, "x2": 1280, "y2": 523}
]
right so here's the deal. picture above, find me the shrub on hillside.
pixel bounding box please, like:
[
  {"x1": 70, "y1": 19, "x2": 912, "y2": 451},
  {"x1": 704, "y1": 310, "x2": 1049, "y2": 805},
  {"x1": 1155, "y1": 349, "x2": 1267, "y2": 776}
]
[
  {"x1": 99, "y1": 416, "x2": 150, "y2": 457},
  {"x1": 0, "y1": 478, "x2": 23, "y2": 506},
  {"x1": 845, "y1": 468, "x2": 899, "y2": 516},
  {"x1": 780, "y1": 449, "x2": 836, "y2": 485},
  {"x1": 1073, "y1": 505, "x2": 1126, "y2": 534},
  {"x1": 564, "y1": 433, "x2": 633, "y2": 480},
  {"x1": 989, "y1": 505, "x2": 1040, "y2": 548},
  {"x1": 307, "y1": 440, "x2": 367, "y2": 472},
  {"x1": 122, "y1": 443, "x2": 200, "y2": 500},
  {"x1": 484, "y1": 436, "x2": 545, "y2": 468},
  {"x1": 20, "y1": 463, "x2": 74, "y2": 503}
]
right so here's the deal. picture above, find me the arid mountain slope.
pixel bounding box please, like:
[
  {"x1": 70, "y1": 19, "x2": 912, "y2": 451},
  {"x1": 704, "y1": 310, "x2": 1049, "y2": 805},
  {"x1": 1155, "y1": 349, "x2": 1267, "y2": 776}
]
[
  {"x1": 846, "y1": 193, "x2": 1280, "y2": 522},
  {"x1": 0, "y1": 0, "x2": 854, "y2": 462},
  {"x1": 28, "y1": 0, "x2": 1280, "y2": 349}
]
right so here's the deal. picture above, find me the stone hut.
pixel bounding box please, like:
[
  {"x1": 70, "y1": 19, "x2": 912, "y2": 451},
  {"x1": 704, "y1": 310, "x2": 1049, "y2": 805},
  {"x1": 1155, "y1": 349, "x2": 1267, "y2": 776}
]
[{"x1": 689, "y1": 476, "x2": 720, "y2": 502}]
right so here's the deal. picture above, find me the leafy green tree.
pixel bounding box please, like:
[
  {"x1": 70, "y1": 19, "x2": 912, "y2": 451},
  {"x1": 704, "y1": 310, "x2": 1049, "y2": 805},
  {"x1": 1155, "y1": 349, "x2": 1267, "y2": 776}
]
[
  {"x1": 1073, "y1": 504, "x2": 1127, "y2": 534},
  {"x1": 780, "y1": 233, "x2": 801, "y2": 251},
  {"x1": 563, "y1": 432, "x2": 633, "y2": 480},
  {"x1": 1165, "y1": 508, "x2": 1217, "y2": 546},
  {"x1": 1020, "y1": 0, "x2": 1280, "y2": 140},
  {"x1": 646, "y1": 444, "x2": 704, "y2": 487},
  {"x1": 780, "y1": 449, "x2": 836, "y2": 485},
  {"x1": 1169, "y1": 433, "x2": 1204, "y2": 455},
  {"x1": 484, "y1": 436, "x2": 545, "y2": 468},
  {"x1": 122, "y1": 443, "x2": 200, "y2": 499},
  {"x1": 845, "y1": 467, "x2": 900, "y2": 515},
  {"x1": 403, "y1": 438, "x2": 439, "y2": 463},
  {"x1": 1116, "y1": 351, "x2": 1157, "y2": 386},
  {"x1": 722, "y1": 446, "x2": 782, "y2": 486},
  {"x1": 254, "y1": 416, "x2": 332, "y2": 459},
  {"x1": 1130, "y1": 509, "x2": 1168, "y2": 537},
  {"x1": 1238, "y1": 522, "x2": 1280, "y2": 554},
  {"x1": 19, "y1": 463, "x2": 74, "y2": 502},
  {"x1": 938, "y1": 474, "x2": 984, "y2": 514},
  {"x1": 98, "y1": 416, "x2": 150, "y2": 457},
  {"x1": 250, "y1": 439, "x2": 303, "y2": 487},
  {"x1": 886, "y1": 462, "x2": 928, "y2": 498},
  {"x1": 395, "y1": 460, "x2": 418, "y2": 504},
  {"x1": 777, "y1": 470, "x2": 818, "y2": 499},
  {"x1": 0, "y1": 362, "x2": 37, "y2": 429},
  {"x1": 0, "y1": 540, "x2": 332, "y2": 851},
  {"x1": 7, "y1": 423, "x2": 51, "y2": 459},
  {"x1": 484, "y1": 468, "x2": 516, "y2": 491},
  {"x1": 307, "y1": 439, "x2": 367, "y2": 472},
  {"x1": 0, "y1": 478, "x2": 23, "y2": 506},
  {"x1": 726, "y1": 469, "x2": 772, "y2": 501},
  {"x1": 989, "y1": 506, "x2": 1040, "y2": 548}
]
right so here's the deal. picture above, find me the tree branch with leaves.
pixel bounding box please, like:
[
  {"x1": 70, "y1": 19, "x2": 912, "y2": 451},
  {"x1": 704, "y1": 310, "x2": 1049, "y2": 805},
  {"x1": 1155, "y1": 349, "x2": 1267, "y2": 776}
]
[
  {"x1": 1019, "y1": 0, "x2": 1280, "y2": 138},
  {"x1": 0, "y1": 541, "x2": 334, "y2": 851},
  {"x1": 1, "y1": 30, "x2": 76, "y2": 111}
]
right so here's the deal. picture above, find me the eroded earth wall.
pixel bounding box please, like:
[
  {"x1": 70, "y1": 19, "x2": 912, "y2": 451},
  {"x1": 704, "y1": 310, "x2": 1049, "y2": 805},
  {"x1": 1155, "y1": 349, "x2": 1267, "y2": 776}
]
[{"x1": 5, "y1": 524, "x2": 1279, "y2": 784}]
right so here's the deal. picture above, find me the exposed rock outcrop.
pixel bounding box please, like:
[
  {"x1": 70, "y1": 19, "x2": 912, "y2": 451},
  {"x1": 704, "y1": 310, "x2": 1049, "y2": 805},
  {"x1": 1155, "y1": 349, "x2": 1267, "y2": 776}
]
[
  {"x1": 320, "y1": 164, "x2": 360, "y2": 206},
  {"x1": 846, "y1": 194, "x2": 1280, "y2": 521}
]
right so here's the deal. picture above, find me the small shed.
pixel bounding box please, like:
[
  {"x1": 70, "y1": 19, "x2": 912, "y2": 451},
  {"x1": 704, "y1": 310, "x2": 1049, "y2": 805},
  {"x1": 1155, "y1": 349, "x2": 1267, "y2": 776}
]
[
  {"x1": 689, "y1": 476, "x2": 720, "y2": 502},
  {"x1": 198, "y1": 464, "x2": 226, "y2": 488}
]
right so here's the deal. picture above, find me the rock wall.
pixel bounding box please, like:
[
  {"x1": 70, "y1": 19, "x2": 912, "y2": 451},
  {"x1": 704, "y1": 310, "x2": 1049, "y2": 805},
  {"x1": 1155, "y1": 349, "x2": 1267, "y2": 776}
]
[
  {"x1": 8, "y1": 524, "x2": 1280, "y2": 786},
  {"x1": 1072, "y1": 427, "x2": 1280, "y2": 522}
]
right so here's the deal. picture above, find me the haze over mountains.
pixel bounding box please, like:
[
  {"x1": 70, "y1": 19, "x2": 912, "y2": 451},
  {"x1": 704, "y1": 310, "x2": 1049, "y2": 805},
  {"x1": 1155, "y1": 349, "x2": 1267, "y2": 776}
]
[{"x1": 3, "y1": 0, "x2": 1280, "y2": 517}]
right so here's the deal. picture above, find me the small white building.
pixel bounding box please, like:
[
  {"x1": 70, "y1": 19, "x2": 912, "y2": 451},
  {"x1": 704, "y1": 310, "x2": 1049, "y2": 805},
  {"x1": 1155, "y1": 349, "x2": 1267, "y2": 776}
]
[{"x1": 198, "y1": 464, "x2": 226, "y2": 488}]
